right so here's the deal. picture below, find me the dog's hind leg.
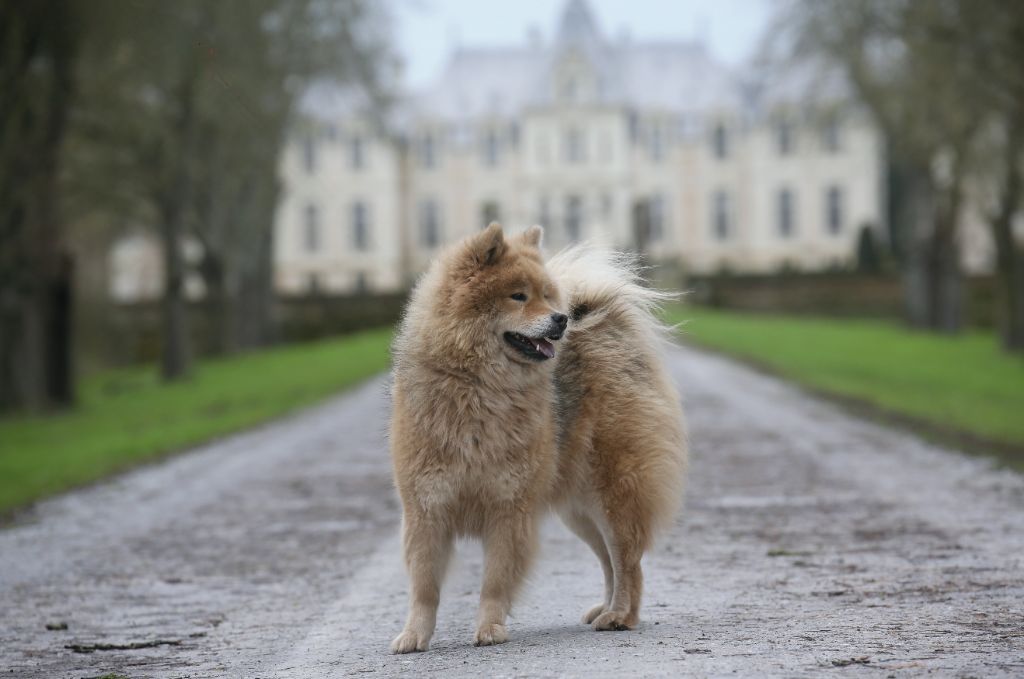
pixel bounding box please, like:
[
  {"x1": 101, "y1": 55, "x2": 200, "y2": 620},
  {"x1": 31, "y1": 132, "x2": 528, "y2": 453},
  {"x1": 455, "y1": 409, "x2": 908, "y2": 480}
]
[
  {"x1": 592, "y1": 511, "x2": 648, "y2": 631},
  {"x1": 559, "y1": 509, "x2": 614, "y2": 624},
  {"x1": 391, "y1": 511, "x2": 454, "y2": 653},
  {"x1": 474, "y1": 511, "x2": 538, "y2": 646}
]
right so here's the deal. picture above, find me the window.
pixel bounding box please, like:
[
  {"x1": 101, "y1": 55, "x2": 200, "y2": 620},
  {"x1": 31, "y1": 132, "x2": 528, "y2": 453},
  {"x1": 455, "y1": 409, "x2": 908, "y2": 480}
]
[
  {"x1": 650, "y1": 123, "x2": 665, "y2": 162},
  {"x1": 826, "y1": 185, "x2": 843, "y2": 234},
  {"x1": 482, "y1": 201, "x2": 500, "y2": 226},
  {"x1": 565, "y1": 127, "x2": 586, "y2": 164},
  {"x1": 822, "y1": 116, "x2": 841, "y2": 153},
  {"x1": 712, "y1": 190, "x2": 730, "y2": 240},
  {"x1": 419, "y1": 199, "x2": 440, "y2": 248},
  {"x1": 778, "y1": 189, "x2": 795, "y2": 237},
  {"x1": 777, "y1": 118, "x2": 795, "y2": 156},
  {"x1": 628, "y1": 112, "x2": 640, "y2": 145},
  {"x1": 303, "y1": 203, "x2": 320, "y2": 252},
  {"x1": 482, "y1": 129, "x2": 500, "y2": 167},
  {"x1": 536, "y1": 132, "x2": 551, "y2": 166},
  {"x1": 565, "y1": 195, "x2": 583, "y2": 242},
  {"x1": 537, "y1": 196, "x2": 551, "y2": 228},
  {"x1": 597, "y1": 130, "x2": 612, "y2": 162},
  {"x1": 350, "y1": 135, "x2": 365, "y2": 170},
  {"x1": 419, "y1": 132, "x2": 436, "y2": 169},
  {"x1": 307, "y1": 272, "x2": 321, "y2": 293},
  {"x1": 302, "y1": 134, "x2": 316, "y2": 174},
  {"x1": 562, "y1": 75, "x2": 578, "y2": 101},
  {"x1": 649, "y1": 194, "x2": 666, "y2": 242},
  {"x1": 352, "y1": 202, "x2": 369, "y2": 251},
  {"x1": 712, "y1": 123, "x2": 728, "y2": 159}
]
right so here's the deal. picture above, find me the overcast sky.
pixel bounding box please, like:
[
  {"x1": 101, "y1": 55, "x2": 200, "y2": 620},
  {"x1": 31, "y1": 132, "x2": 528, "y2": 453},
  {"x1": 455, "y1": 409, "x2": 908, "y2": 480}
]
[{"x1": 393, "y1": 0, "x2": 775, "y2": 89}]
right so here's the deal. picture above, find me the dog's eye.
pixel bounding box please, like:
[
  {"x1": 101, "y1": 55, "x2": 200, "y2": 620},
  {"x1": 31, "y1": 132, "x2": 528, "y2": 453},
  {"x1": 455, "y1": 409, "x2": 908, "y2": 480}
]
[{"x1": 510, "y1": 292, "x2": 527, "y2": 302}]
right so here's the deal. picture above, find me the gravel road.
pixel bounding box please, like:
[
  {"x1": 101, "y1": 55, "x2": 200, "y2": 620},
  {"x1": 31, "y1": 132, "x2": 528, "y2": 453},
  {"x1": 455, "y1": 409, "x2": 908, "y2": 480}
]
[{"x1": 2, "y1": 344, "x2": 1022, "y2": 678}]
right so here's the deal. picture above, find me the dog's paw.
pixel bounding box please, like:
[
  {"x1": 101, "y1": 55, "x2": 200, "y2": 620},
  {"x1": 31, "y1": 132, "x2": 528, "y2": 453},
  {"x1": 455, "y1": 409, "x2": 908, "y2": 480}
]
[
  {"x1": 592, "y1": 610, "x2": 635, "y2": 631},
  {"x1": 582, "y1": 603, "x2": 607, "y2": 624},
  {"x1": 473, "y1": 622, "x2": 508, "y2": 647},
  {"x1": 391, "y1": 629, "x2": 430, "y2": 654}
]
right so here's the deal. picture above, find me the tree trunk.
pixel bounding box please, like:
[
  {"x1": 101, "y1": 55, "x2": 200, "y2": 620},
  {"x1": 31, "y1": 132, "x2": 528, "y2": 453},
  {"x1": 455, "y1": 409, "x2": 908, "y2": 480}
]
[
  {"x1": 199, "y1": 252, "x2": 233, "y2": 356},
  {"x1": 901, "y1": 170, "x2": 934, "y2": 328},
  {"x1": 1006, "y1": 248, "x2": 1024, "y2": 351},
  {"x1": 0, "y1": 0, "x2": 77, "y2": 412},
  {"x1": 927, "y1": 204, "x2": 963, "y2": 334},
  {"x1": 158, "y1": 48, "x2": 201, "y2": 381},
  {"x1": 46, "y1": 251, "x2": 75, "y2": 406},
  {"x1": 160, "y1": 200, "x2": 192, "y2": 380},
  {"x1": 991, "y1": 124, "x2": 1024, "y2": 352},
  {"x1": 900, "y1": 158, "x2": 964, "y2": 335},
  {"x1": 234, "y1": 209, "x2": 276, "y2": 350}
]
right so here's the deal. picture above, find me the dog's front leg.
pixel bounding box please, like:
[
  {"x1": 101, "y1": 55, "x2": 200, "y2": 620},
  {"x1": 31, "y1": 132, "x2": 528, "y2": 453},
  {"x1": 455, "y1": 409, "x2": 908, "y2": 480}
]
[
  {"x1": 474, "y1": 511, "x2": 538, "y2": 646},
  {"x1": 391, "y1": 511, "x2": 453, "y2": 653}
]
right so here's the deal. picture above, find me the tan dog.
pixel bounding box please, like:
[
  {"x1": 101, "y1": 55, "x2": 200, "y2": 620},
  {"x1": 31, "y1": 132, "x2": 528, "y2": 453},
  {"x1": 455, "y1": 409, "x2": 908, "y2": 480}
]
[{"x1": 389, "y1": 223, "x2": 686, "y2": 653}]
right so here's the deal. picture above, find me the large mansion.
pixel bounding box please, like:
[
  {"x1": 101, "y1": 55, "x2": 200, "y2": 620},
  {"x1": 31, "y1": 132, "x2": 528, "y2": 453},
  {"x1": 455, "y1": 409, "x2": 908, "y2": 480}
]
[{"x1": 273, "y1": 0, "x2": 886, "y2": 296}]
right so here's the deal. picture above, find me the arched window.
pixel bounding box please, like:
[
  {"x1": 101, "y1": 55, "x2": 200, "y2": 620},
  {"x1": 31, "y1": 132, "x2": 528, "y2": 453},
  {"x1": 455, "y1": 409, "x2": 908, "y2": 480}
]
[
  {"x1": 778, "y1": 189, "x2": 796, "y2": 237},
  {"x1": 565, "y1": 195, "x2": 583, "y2": 242},
  {"x1": 419, "y1": 199, "x2": 441, "y2": 248},
  {"x1": 482, "y1": 201, "x2": 501, "y2": 226},
  {"x1": 712, "y1": 190, "x2": 730, "y2": 240},
  {"x1": 482, "y1": 129, "x2": 500, "y2": 167},
  {"x1": 303, "y1": 203, "x2": 320, "y2": 252},
  {"x1": 302, "y1": 134, "x2": 317, "y2": 174},
  {"x1": 826, "y1": 186, "x2": 843, "y2": 234},
  {"x1": 352, "y1": 202, "x2": 369, "y2": 251},
  {"x1": 564, "y1": 127, "x2": 586, "y2": 164},
  {"x1": 777, "y1": 118, "x2": 795, "y2": 156},
  {"x1": 649, "y1": 194, "x2": 666, "y2": 241}
]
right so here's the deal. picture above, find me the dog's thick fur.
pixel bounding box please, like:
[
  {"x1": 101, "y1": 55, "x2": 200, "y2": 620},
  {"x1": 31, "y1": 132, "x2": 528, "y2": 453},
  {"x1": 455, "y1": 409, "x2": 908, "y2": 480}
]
[{"x1": 389, "y1": 223, "x2": 687, "y2": 653}]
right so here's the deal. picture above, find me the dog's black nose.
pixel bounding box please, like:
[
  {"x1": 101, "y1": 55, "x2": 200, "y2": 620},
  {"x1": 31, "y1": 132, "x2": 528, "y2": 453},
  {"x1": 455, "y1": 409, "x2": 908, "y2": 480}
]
[{"x1": 552, "y1": 313, "x2": 568, "y2": 330}]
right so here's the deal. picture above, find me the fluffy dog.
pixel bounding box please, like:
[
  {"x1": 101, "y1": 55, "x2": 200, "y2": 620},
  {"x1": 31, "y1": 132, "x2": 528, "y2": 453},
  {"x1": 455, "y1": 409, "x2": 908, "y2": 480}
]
[{"x1": 389, "y1": 223, "x2": 686, "y2": 653}]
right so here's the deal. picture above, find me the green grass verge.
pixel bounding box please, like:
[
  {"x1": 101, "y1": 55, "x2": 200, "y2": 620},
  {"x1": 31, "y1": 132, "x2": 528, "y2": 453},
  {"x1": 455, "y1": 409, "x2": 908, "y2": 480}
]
[
  {"x1": 0, "y1": 329, "x2": 392, "y2": 514},
  {"x1": 668, "y1": 306, "x2": 1024, "y2": 453}
]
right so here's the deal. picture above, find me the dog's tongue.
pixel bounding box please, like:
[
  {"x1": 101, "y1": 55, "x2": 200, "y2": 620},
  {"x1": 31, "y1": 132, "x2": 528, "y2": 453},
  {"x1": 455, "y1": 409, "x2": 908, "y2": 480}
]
[{"x1": 532, "y1": 338, "x2": 555, "y2": 358}]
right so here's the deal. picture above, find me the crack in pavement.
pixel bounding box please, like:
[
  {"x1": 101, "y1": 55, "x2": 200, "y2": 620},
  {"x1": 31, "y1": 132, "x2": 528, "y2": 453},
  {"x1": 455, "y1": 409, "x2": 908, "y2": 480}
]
[{"x1": 1, "y1": 346, "x2": 1022, "y2": 678}]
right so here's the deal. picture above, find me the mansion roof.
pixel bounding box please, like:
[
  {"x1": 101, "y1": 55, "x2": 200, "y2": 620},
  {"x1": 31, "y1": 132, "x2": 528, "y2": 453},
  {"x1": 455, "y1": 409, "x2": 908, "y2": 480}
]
[{"x1": 298, "y1": 0, "x2": 850, "y2": 129}]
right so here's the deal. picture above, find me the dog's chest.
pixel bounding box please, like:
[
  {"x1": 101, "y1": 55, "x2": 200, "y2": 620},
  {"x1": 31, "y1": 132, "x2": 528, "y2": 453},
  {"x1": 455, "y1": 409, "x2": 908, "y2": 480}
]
[{"x1": 407, "y1": 380, "x2": 554, "y2": 509}]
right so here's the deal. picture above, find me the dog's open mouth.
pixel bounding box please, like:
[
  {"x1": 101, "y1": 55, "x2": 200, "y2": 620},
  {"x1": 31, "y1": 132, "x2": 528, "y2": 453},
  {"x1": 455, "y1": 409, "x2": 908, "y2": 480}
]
[{"x1": 503, "y1": 331, "x2": 556, "y2": 361}]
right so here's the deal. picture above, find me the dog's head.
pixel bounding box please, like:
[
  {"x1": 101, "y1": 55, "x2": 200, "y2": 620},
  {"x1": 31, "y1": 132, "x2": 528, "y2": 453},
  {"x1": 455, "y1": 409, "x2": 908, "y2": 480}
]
[{"x1": 445, "y1": 222, "x2": 567, "y2": 364}]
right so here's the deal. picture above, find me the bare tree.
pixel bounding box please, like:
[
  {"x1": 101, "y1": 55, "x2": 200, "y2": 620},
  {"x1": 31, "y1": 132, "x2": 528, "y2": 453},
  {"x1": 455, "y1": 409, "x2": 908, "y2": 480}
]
[
  {"x1": 0, "y1": 0, "x2": 79, "y2": 412},
  {"x1": 957, "y1": 1, "x2": 1024, "y2": 351},
  {"x1": 775, "y1": 0, "x2": 985, "y2": 334},
  {"x1": 189, "y1": 0, "x2": 396, "y2": 354},
  {"x1": 72, "y1": 0, "x2": 396, "y2": 377}
]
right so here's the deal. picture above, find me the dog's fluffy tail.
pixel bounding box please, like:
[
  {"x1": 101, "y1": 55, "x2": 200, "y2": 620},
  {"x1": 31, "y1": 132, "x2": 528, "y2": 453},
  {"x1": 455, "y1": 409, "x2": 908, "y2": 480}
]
[{"x1": 546, "y1": 245, "x2": 677, "y2": 343}]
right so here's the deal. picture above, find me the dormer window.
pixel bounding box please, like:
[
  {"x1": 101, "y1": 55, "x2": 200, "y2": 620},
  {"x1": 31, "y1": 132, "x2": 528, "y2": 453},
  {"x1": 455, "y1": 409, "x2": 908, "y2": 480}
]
[
  {"x1": 482, "y1": 129, "x2": 500, "y2": 167},
  {"x1": 564, "y1": 126, "x2": 586, "y2": 164},
  {"x1": 822, "y1": 115, "x2": 842, "y2": 153},
  {"x1": 712, "y1": 123, "x2": 728, "y2": 160},
  {"x1": 777, "y1": 117, "x2": 796, "y2": 156}
]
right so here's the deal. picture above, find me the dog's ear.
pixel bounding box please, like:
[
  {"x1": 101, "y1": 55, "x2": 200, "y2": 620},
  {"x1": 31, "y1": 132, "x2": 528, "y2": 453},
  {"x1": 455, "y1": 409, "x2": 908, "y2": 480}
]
[
  {"x1": 520, "y1": 224, "x2": 544, "y2": 248},
  {"x1": 466, "y1": 222, "x2": 506, "y2": 267}
]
